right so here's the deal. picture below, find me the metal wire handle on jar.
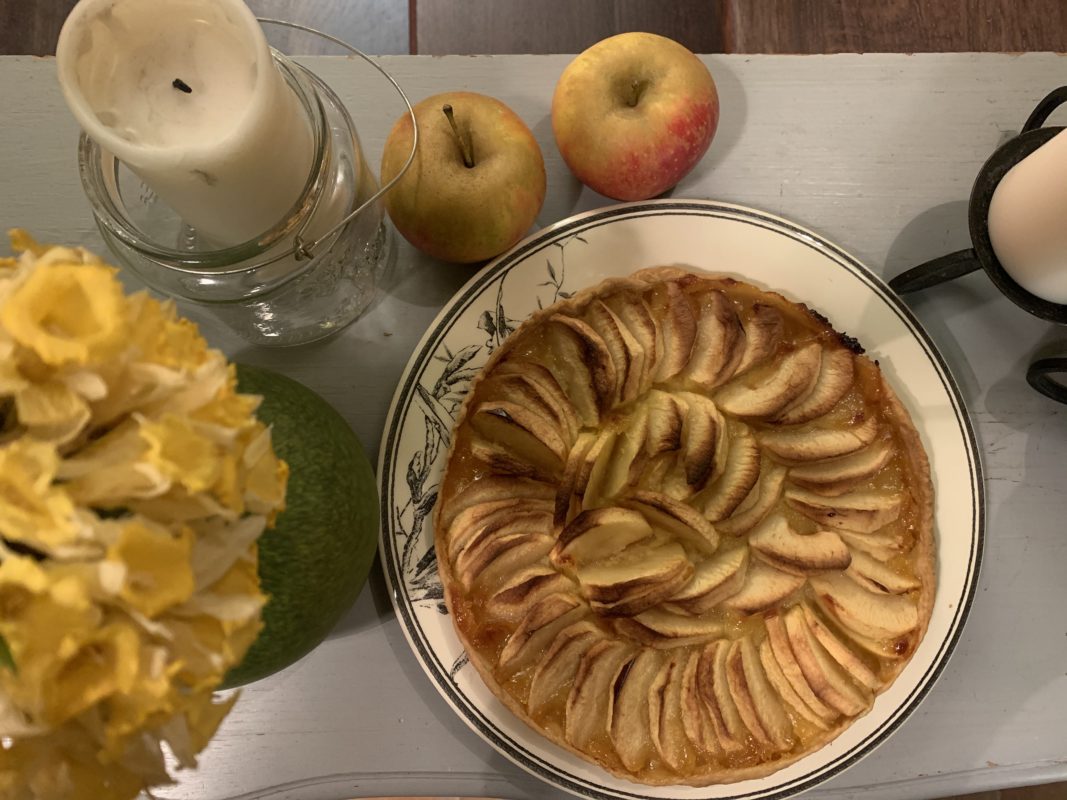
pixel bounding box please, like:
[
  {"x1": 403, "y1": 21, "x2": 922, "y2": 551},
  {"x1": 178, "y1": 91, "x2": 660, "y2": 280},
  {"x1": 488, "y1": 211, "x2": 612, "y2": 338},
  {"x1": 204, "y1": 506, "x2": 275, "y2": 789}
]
[{"x1": 256, "y1": 17, "x2": 418, "y2": 266}]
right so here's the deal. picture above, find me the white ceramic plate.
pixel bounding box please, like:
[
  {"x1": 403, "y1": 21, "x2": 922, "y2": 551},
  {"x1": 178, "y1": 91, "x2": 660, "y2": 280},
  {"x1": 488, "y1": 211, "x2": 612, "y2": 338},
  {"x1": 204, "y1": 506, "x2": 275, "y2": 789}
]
[{"x1": 377, "y1": 200, "x2": 984, "y2": 800}]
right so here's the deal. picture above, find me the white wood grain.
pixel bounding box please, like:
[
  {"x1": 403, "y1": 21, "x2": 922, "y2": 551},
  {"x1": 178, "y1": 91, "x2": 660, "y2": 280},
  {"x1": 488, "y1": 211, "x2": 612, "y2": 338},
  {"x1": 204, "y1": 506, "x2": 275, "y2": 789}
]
[{"x1": 1, "y1": 53, "x2": 1066, "y2": 800}]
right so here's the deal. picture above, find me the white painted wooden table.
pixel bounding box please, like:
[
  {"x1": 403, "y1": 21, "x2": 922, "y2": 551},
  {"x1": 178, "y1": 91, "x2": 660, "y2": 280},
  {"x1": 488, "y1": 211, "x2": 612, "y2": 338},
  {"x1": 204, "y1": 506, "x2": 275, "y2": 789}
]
[{"x1": 2, "y1": 53, "x2": 1066, "y2": 800}]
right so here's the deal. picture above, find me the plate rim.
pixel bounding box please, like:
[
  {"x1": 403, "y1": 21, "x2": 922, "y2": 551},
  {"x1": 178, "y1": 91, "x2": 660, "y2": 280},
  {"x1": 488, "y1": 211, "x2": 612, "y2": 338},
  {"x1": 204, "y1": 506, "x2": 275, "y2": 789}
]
[{"x1": 376, "y1": 199, "x2": 985, "y2": 800}]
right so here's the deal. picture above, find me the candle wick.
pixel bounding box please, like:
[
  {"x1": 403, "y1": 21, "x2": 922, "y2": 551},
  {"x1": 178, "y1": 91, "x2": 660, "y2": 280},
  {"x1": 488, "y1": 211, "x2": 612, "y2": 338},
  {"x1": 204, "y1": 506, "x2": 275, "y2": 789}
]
[{"x1": 172, "y1": 78, "x2": 193, "y2": 94}]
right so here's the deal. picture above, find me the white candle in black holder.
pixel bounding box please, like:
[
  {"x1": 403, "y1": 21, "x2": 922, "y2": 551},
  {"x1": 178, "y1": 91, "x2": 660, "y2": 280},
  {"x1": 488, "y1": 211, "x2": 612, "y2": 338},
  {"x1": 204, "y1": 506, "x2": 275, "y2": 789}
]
[
  {"x1": 890, "y1": 87, "x2": 1067, "y2": 404},
  {"x1": 988, "y1": 128, "x2": 1067, "y2": 305}
]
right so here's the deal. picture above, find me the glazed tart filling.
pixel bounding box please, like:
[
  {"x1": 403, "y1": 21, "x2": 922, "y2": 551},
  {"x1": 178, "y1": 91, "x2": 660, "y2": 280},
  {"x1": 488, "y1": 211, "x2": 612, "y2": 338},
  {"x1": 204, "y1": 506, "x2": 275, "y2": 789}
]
[{"x1": 434, "y1": 267, "x2": 935, "y2": 786}]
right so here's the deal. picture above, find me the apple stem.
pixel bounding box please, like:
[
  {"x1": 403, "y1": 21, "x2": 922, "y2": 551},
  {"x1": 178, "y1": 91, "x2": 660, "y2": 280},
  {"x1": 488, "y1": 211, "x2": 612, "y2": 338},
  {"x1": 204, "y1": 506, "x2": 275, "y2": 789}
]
[
  {"x1": 628, "y1": 79, "x2": 649, "y2": 108},
  {"x1": 442, "y1": 104, "x2": 475, "y2": 168}
]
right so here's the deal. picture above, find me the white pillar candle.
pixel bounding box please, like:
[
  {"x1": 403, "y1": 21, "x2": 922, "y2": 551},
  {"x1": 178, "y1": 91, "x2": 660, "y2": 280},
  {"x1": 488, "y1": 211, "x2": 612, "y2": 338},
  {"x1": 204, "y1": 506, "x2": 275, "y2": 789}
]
[
  {"x1": 57, "y1": 0, "x2": 314, "y2": 246},
  {"x1": 987, "y1": 128, "x2": 1067, "y2": 305}
]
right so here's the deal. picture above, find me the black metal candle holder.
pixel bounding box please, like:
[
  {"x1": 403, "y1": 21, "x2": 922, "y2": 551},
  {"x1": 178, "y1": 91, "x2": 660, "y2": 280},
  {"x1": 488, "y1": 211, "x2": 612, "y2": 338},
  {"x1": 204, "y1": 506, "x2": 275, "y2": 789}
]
[{"x1": 889, "y1": 86, "x2": 1067, "y2": 405}]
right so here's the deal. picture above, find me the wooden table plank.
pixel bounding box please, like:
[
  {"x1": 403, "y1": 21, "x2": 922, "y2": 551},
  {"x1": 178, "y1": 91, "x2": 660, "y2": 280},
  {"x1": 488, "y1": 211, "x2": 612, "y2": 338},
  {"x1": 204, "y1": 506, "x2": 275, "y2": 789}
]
[
  {"x1": 722, "y1": 0, "x2": 1067, "y2": 53},
  {"x1": 4, "y1": 0, "x2": 1065, "y2": 57},
  {"x1": 0, "y1": 0, "x2": 77, "y2": 56},
  {"x1": 0, "y1": 0, "x2": 409, "y2": 56},
  {"x1": 2, "y1": 52, "x2": 1067, "y2": 800},
  {"x1": 414, "y1": 0, "x2": 723, "y2": 55}
]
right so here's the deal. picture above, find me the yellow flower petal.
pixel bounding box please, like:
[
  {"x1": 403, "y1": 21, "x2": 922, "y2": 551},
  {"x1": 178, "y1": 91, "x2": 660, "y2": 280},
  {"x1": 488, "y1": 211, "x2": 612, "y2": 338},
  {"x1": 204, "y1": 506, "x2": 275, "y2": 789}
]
[
  {"x1": 8, "y1": 228, "x2": 46, "y2": 256},
  {"x1": 15, "y1": 378, "x2": 91, "y2": 444},
  {"x1": 43, "y1": 622, "x2": 140, "y2": 725},
  {"x1": 107, "y1": 521, "x2": 195, "y2": 617},
  {"x1": 140, "y1": 414, "x2": 222, "y2": 494},
  {"x1": 0, "y1": 260, "x2": 126, "y2": 366},
  {"x1": 101, "y1": 644, "x2": 178, "y2": 746},
  {"x1": 182, "y1": 690, "x2": 237, "y2": 753},
  {"x1": 193, "y1": 387, "x2": 260, "y2": 430},
  {"x1": 127, "y1": 294, "x2": 210, "y2": 371},
  {"x1": 242, "y1": 427, "x2": 289, "y2": 522},
  {"x1": 166, "y1": 615, "x2": 229, "y2": 689},
  {"x1": 0, "y1": 439, "x2": 78, "y2": 549},
  {"x1": 130, "y1": 486, "x2": 235, "y2": 523},
  {"x1": 0, "y1": 727, "x2": 146, "y2": 800},
  {"x1": 0, "y1": 339, "x2": 27, "y2": 395},
  {"x1": 0, "y1": 234, "x2": 287, "y2": 798},
  {"x1": 58, "y1": 418, "x2": 172, "y2": 506},
  {"x1": 0, "y1": 558, "x2": 104, "y2": 722},
  {"x1": 212, "y1": 453, "x2": 244, "y2": 515}
]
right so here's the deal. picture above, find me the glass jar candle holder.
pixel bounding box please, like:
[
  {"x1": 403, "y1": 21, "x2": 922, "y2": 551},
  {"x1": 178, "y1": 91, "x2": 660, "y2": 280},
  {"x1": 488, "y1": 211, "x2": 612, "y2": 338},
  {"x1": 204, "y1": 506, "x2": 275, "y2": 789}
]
[{"x1": 78, "y1": 31, "x2": 415, "y2": 347}]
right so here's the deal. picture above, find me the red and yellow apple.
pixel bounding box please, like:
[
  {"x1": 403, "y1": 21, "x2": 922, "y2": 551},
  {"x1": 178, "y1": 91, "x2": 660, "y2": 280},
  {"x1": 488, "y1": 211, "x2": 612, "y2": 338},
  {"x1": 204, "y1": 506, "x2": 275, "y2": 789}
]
[
  {"x1": 380, "y1": 91, "x2": 546, "y2": 264},
  {"x1": 552, "y1": 33, "x2": 719, "y2": 201}
]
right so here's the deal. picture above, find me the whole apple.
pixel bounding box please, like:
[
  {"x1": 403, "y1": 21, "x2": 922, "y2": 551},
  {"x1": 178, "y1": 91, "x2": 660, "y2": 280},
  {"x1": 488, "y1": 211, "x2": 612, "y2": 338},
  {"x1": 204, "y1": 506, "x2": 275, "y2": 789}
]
[
  {"x1": 552, "y1": 33, "x2": 719, "y2": 201},
  {"x1": 381, "y1": 91, "x2": 546, "y2": 264}
]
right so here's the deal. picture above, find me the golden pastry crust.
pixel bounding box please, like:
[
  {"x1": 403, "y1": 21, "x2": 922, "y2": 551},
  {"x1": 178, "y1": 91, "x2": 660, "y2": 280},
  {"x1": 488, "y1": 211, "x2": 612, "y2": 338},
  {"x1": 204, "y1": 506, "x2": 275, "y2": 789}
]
[{"x1": 434, "y1": 267, "x2": 935, "y2": 786}]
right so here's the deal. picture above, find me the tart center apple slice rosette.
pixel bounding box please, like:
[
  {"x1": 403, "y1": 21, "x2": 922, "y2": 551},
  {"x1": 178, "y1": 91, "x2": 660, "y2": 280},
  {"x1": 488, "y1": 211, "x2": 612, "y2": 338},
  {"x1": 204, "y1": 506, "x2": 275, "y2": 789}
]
[{"x1": 433, "y1": 267, "x2": 935, "y2": 786}]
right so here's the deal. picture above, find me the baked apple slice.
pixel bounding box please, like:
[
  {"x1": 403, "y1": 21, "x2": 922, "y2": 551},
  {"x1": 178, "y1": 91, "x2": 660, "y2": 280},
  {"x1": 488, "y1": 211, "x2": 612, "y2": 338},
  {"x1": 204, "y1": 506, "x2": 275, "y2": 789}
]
[
  {"x1": 481, "y1": 369, "x2": 579, "y2": 446},
  {"x1": 528, "y1": 620, "x2": 605, "y2": 713},
  {"x1": 774, "y1": 346, "x2": 855, "y2": 425},
  {"x1": 809, "y1": 572, "x2": 919, "y2": 641},
  {"x1": 650, "y1": 281, "x2": 697, "y2": 383},
  {"x1": 448, "y1": 504, "x2": 553, "y2": 567},
  {"x1": 758, "y1": 637, "x2": 831, "y2": 730},
  {"x1": 554, "y1": 431, "x2": 598, "y2": 527},
  {"x1": 679, "y1": 288, "x2": 744, "y2": 388},
  {"x1": 586, "y1": 299, "x2": 647, "y2": 404},
  {"x1": 676, "y1": 391, "x2": 727, "y2": 492},
  {"x1": 613, "y1": 607, "x2": 726, "y2": 649},
  {"x1": 783, "y1": 605, "x2": 870, "y2": 716},
  {"x1": 442, "y1": 476, "x2": 554, "y2": 531},
  {"x1": 748, "y1": 514, "x2": 852, "y2": 575},
  {"x1": 761, "y1": 413, "x2": 880, "y2": 462},
  {"x1": 699, "y1": 421, "x2": 761, "y2": 522},
  {"x1": 717, "y1": 460, "x2": 787, "y2": 536},
  {"x1": 800, "y1": 603, "x2": 881, "y2": 691},
  {"x1": 734, "y1": 303, "x2": 784, "y2": 376},
  {"x1": 785, "y1": 488, "x2": 903, "y2": 534},
  {"x1": 565, "y1": 640, "x2": 635, "y2": 748},
  {"x1": 847, "y1": 549, "x2": 921, "y2": 594},
  {"x1": 721, "y1": 559, "x2": 805, "y2": 615},
  {"x1": 498, "y1": 593, "x2": 589, "y2": 672},
  {"x1": 610, "y1": 648, "x2": 662, "y2": 771},
  {"x1": 648, "y1": 655, "x2": 690, "y2": 771},
  {"x1": 488, "y1": 566, "x2": 576, "y2": 623},
  {"x1": 715, "y1": 342, "x2": 823, "y2": 419},
  {"x1": 665, "y1": 545, "x2": 749, "y2": 615},
  {"x1": 577, "y1": 543, "x2": 693, "y2": 617},
  {"x1": 787, "y1": 438, "x2": 893, "y2": 495},
  {"x1": 456, "y1": 529, "x2": 555, "y2": 591},
  {"x1": 603, "y1": 291, "x2": 659, "y2": 393},
  {"x1": 764, "y1": 613, "x2": 839, "y2": 724},
  {"x1": 544, "y1": 314, "x2": 617, "y2": 425},
  {"x1": 645, "y1": 390, "x2": 686, "y2": 456},
  {"x1": 621, "y1": 489, "x2": 719, "y2": 553},
  {"x1": 552, "y1": 507, "x2": 653, "y2": 569},
  {"x1": 735, "y1": 636, "x2": 795, "y2": 750},
  {"x1": 680, "y1": 648, "x2": 721, "y2": 756}
]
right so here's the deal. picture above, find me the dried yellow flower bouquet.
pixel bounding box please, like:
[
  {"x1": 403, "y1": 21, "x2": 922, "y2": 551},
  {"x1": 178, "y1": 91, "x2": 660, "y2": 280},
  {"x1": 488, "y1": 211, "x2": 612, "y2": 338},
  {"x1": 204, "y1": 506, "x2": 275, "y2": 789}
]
[{"x1": 0, "y1": 232, "x2": 288, "y2": 799}]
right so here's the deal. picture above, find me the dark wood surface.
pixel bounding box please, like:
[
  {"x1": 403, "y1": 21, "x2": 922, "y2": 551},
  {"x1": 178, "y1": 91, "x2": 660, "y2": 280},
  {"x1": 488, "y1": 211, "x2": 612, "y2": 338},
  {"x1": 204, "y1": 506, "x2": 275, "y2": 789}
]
[
  {"x1": 0, "y1": 0, "x2": 78, "y2": 55},
  {"x1": 413, "y1": 0, "x2": 723, "y2": 55},
  {"x1": 245, "y1": 0, "x2": 406, "y2": 56},
  {"x1": 0, "y1": 0, "x2": 408, "y2": 56},
  {"x1": 5, "y1": 0, "x2": 1065, "y2": 55},
  {"x1": 721, "y1": 0, "x2": 1067, "y2": 53}
]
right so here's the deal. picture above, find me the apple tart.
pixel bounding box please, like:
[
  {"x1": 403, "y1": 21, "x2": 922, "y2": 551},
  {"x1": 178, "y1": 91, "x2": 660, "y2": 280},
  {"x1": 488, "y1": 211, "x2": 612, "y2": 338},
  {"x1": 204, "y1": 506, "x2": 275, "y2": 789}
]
[{"x1": 433, "y1": 267, "x2": 935, "y2": 785}]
